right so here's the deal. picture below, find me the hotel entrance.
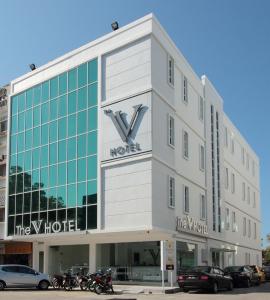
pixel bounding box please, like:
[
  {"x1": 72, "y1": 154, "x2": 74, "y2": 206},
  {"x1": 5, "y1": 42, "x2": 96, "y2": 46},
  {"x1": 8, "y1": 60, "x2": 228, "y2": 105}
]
[{"x1": 176, "y1": 241, "x2": 197, "y2": 273}]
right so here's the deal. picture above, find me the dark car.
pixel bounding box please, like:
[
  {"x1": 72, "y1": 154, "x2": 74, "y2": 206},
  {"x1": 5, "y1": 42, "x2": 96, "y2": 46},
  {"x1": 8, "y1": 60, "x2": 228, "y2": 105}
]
[
  {"x1": 177, "y1": 266, "x2": 233, "y2": 294},
  {"x1": 224, "y1": 266, "x2": 259, "y2": 287},
  {"x1": 262, "y1": 266, "x2": 270, "y2": 281}
]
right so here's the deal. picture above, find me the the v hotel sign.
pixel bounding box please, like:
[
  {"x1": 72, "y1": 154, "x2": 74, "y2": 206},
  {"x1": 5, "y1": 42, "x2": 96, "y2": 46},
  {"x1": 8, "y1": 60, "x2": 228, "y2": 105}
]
[{"x1": 104, "y1": 104, "x2": 147, "y2": 157}]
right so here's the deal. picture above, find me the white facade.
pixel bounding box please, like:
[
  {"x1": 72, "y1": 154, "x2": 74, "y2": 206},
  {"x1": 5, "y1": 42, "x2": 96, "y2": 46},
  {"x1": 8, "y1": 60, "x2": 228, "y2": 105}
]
[{"x1": 6, "y1": 14, "x2": 261, "y2": 282}]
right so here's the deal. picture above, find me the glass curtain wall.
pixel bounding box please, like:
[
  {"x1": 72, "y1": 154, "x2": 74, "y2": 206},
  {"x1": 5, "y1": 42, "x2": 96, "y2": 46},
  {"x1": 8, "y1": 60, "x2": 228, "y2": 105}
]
[{"x1": 8, "y1": 59, "x2": 98, "y2": 235}]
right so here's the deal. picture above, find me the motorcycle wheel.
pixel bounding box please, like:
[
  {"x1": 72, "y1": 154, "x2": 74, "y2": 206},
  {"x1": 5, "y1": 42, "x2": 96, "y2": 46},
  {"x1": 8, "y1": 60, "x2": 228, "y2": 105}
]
[
  {"x1": 94, "y1": 284, "x2": 102, "y2": 295},
  {"x1": 64, "y1": 281, "x2": 72, "y2": 291},
  {"x1": 87, "y1": 281, "x2": 95, "y2": 292},
  {"x1": 52, "y1": 278, "x2": 61, "y2": 289},
  {"x1": 80, "y1": 280, "x2": 88, "y2": 291}
]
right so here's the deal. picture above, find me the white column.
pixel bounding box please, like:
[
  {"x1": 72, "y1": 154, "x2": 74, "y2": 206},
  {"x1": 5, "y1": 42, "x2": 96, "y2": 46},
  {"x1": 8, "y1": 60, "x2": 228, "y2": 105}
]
[
  {"x1": 43, "y1": 245, "x2": 49, "y2": 274},
  {"x1": 32, "y1": 242, "x2": 39, "y2": 270},
  {"x1": 89, "y1": 243, "x2": 96, "y2": 273}
]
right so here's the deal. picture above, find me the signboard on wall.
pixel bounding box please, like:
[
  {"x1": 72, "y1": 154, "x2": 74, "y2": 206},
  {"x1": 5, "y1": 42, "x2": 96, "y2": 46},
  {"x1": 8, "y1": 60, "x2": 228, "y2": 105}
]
[{"x1": 161, "y1": 240, "x2": 175, "y2": 271}]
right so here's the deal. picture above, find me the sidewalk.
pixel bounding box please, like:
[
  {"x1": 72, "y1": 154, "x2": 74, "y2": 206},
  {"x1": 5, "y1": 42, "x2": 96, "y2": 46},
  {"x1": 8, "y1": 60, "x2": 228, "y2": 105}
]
[{"x1": 114, "y1": 284, "x2": 180, "y2": 294}]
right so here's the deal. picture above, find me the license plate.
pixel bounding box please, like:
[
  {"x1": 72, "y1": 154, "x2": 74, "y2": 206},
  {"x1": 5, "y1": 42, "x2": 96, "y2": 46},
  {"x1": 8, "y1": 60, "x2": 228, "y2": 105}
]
[{"x1": 188, "y1": 276, "x2": 196, "y2": 279}]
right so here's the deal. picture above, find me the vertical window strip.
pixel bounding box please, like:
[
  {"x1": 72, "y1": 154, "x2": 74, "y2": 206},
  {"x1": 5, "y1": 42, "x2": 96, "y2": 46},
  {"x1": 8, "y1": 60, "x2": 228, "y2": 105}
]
[
  {"x1": 168, "y1": 116, "x2": 175, "y2": 147},
  {"x1": 167, "y1": 55, "x2": 174, "y2": 86},
  {"x1": 200, "y1": 194, "x2": 206, "y2": 220},
  {"x1": 243, "y1": 217, "x2": 246, "y2": 236},
  {"x1": 183, "y1": 131, "x2": 189, "y2": 158},
  {"x1": 225, "y1": 208, "x2": 230, "y2": 230},
  {"x1": 184, "y1": 185, "x2": 189, "y2": 213},
  {"x1": 211, "y1": 105, "x2": 216, "y2": 231},
  {"x1": 199, "y1": 96, "x2": 204, "y2": 121},
  {"x1": 183, "y1": 76, "x2": 188, "y2": 103},
  {"x1": 168, "y1": 176, "x2": 175, "y2": 208},
  {"x1": 216, "y1": 111, "x2": 221, "y2": 232},
  {"x1": 199, "y1": 145, "x2": 205, "y2": 171}
]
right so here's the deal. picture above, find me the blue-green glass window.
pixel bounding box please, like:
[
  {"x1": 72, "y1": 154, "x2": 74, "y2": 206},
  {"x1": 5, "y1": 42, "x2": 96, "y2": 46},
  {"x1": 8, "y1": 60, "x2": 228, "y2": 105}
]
[
  {"x1": 58, "y1": 163, "x2": 66, "y2": 186},
  {"x1": 40, "y1": 167, "x2": 48, "y2": 189},
  {"x1": 18, "y1": 112, "x2": 25, "y2": 132},
  {"x1": 67, "y1": 137, "x2": 76, "y2": 160},
  {"x1": 17, "y1": 152, "x2": 24, "y2": 171},
  {"x1": 58, "y1": 140, "x2": 66, "y2": 163},
  {"x1": 87, "y1": 180, "x2": 97, "y2": 204},
  {"x1": 33, "y1": 85, "x2": 41, "y2": 106},
  {"x1": 78, "y1": 87, "x2": 87, "y2": 111},
  {"x1": 33, "y1": 106, "x2": 40, "y2": 127},
  {"x1": 67, "y1": 184, "x2": 76, "y2": 207},
  {"x1": 25, "y1": 109, "x2": 33, "y2": 130},
  {"x1": 48, "y1": 187, "x2": 57, "y2": 210},
  {"x1": 41, "y1": 103, "x2": 49, "y2": 124},
  {"x1": 41, "y1": 81, "x2": 49, "y2": 102},
  {"x1": 24, "y1": 193, "x2": 31, "y2": 213},
  {"x1": 67, "y1": 160, "x2": 76, "y2": 184},
  {"x1": 68, "y1": 91, "x2": 76, "y2": 114},
  {"x1": 77, "y1": 110, "x2": 86, "y2": 134},
  {"x1": 57, "y1": 185, "x2": 66, "y2": 208},
  {"x1": 77, "y1": 134, "x2": 86, "y2": 158},
  {"x1": 41, "y1": 124, "x2": 48, "y2": 145},
  {"x1": 58, "y1": 95, "x2": 67, "y2": 117},
  {"x1": 77, "y1": 182, "x2": 86, "y2": 206},
  {"x1": 87, "y1": 155, "x2": 97, "y2": 180},
  {"x1": 24, "y1": 172, "x2": 32, "y2": 192},
  {"x1": 17, "y1": 133, "x2": 24, "y2": 152},
  {"x1": 10, "y1": 155, "x2": 16, "y2": 171},
  {"x1": 11, "y1": 96, "x2": 18, "y2": 115},
  {"x1": 32, "y1": 169, "x2": 40, "y2": 190},
  {"x1": 68, "y1": 114, "x2": 76, "y2": 137},
  {"x1": 24, "y1": 151, "x2": 31, "y2": 171},
  {"x1": 49, "y1": 165, "x2": 57, "y2": 187},
  {"x1": 32, "y1": 148, "x2": 40, "y2": 169},
  {"x1": 31, "y1": 191, "x2": 39, "y2": 211},
  {"x1": 10, "y1": 135, "x2": 17, "y2": 154},
  {"x1": 68, "y1": 69, "x2": 77, "y2": 92},
  {"x1": 25, "y1": 130, "x2": 32, "y2": 150},
  {"x1": 50, "y1": 98, "x2": 58, "y2": 120},
  {"x1": 59, "y1": 73, "x2": 67, "y2": 95},
  {"x1": 16, "y1": 173, "x2": 23, "y2": 193},
  {"x1": 40, "y1": 145, "x2": 48, "y2": 167},
  {"x1": 11, "y1": 116, "x2": 17, "y2": 135},
  {"x1": 18, "y1": 93, "x2": 25, "y2": 113},
  {"x1": 77, "y1": 158, "x2": 86, "y2": 182},
  {"x1": 87, "y1": 205, "x2": 97, "y2": 229},
  {"x1": 26, "y1": 89, "x2": 33, "y2": 109},
  {"x1": 9, "y1": 176, "x2": 16, "y2": 195},
  {"x1": 16, "y1": 194, "x2": 23, "y2": 214},
  {"x1": 88, "y1": 107, "x2": 97, "y2": 131},
  {"x1": 33, "y1": 127, "x2": 40, "y2": 147},
  {"x1": 78, "y1": 63, "x2": 87, "y2": 88},
  {"x1": 58, "y1": 117, "x2": 66, "y2": 140},
  {"x1": 88, "y1": 82, "x2": 97, "y2": 107},
  {"x1": 49, "y1": 143, "x2": 57, "y2": 165},
  {"x1": 50, "y1": 77, "x2": 58, "y2": 99},
  {"x1": 87, "y1": 131, "x2": 97, "y2": 155},
  {"x1": 88, "y1": 59, "x2": 97, "y2": 83},
  {"x1": 49, "y1": 121, "x2": 57, "y2": 142},
  {"x1": 40, "y1": 190, "x2": 47, "y2": 211}
]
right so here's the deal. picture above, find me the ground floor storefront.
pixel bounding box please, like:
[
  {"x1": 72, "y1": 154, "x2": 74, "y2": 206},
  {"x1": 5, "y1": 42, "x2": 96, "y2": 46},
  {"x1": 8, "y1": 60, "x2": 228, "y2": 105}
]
[{"x1": 0, "y1": 241, "x2": 32, "y2": 265}]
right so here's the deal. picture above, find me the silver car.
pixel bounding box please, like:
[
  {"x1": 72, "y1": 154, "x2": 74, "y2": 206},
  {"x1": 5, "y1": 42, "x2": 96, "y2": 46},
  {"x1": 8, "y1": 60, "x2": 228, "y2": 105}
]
[{"x1": 0, "y1": 264, "x2": 50, "y2": 290}]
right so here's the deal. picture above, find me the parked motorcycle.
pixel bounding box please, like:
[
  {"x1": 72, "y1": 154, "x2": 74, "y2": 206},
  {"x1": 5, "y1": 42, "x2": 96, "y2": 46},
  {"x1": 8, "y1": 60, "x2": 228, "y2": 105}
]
[
  {"x1": 93, "y1": 269, "x2": 114, "y2": 295},
  {"x1": 51, "y1": 274, "x2": 65, "y2": 289}
]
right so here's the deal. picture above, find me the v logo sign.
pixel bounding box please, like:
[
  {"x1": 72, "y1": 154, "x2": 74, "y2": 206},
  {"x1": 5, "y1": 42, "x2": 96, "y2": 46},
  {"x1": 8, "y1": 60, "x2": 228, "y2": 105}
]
[{"x1": 104, "y1": 104, "x2": 144, "y2": 143}]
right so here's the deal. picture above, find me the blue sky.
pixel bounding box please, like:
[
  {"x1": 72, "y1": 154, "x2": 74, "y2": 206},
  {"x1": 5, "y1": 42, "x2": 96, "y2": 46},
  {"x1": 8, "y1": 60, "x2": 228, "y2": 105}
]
[{"x1": 1, "y1": 0, "x2": 269, "y2": 246}]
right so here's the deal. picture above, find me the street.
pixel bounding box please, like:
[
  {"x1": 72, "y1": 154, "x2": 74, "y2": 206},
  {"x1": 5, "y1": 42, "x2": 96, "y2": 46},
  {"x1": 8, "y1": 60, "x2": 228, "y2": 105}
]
[{"x1": 0, "y1": 283, "x2": 270, "y2": 300}]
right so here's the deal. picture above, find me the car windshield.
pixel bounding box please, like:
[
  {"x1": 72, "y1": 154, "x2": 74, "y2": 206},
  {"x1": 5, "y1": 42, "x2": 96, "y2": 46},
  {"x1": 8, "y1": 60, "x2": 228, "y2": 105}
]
[
  {"x1": 187, "y1": 266, "x2": 211, "y2": 273},
  {"x1": 224, "y1": 266, "x2": 243, "y2": 272}
]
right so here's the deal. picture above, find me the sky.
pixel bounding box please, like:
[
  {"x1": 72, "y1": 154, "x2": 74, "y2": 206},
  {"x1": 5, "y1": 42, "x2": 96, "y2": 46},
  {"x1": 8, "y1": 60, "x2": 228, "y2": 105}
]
[{"x1": 1, "y1": 0, "x2": 269, "y2": 246}]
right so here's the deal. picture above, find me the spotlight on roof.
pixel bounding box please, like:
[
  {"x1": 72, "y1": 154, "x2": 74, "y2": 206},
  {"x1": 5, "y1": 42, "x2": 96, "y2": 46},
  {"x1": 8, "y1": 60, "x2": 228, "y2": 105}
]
[
  {"x1": 29, "y1": 64, "x2": 36, "y2": 71},
  {"x1": 111, "y1": 21, "x2": 119, "y2": 31}
]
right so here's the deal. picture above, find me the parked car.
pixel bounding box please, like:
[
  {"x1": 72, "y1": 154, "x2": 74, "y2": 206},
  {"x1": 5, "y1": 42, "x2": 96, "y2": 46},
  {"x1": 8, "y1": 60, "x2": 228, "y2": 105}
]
[
  {"x1": 177, "y1": 266, "x2": 233, "y2": 294},
  {"x1": 262, "y1": 265, "x2": 270, "y2": 281},
  {"x1": 224, "y1": 266, "x2": 259, "y2": 287},
  {"x1": 0, "y1": 264, "x2": 50, "y2": 290},
  {"x1": 249, "y1": 265, "x2": 265, "y2": 283}
]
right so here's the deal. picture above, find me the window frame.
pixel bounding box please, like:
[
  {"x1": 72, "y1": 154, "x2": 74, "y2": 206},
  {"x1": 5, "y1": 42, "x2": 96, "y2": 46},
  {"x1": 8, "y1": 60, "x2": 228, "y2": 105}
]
[
  {"x1": 199, "y1": 144, "x2": 205, "y2": 171},
  {"x1": 183, "y1": 75, "x2": 188, "y2": 104},
  {"x1": 200, "y1": 194, "x2": 206, "y2": 220},
  {"x1": 183, "y1": 185, "x2": 190, "y2": 214},
  {"x1": 182, "y1": 130, "x2": 189, "y2": 159},
  {"x1": 168, "y1": 115, "x2": 175, "y2": 148},
  {"x1": 168, "y1": 176, "x2": 175, "y2": 208},
  {"x1": 167, "y1": 54, "x2": 174, "y2": 87}
]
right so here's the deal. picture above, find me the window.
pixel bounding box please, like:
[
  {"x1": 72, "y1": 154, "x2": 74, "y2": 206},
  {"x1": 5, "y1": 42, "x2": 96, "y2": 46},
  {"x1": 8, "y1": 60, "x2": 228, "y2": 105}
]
[
  {"x1": 200, "y1": 194, "x2": 206, "y2": 220},
  {"x1": 183, "y1": 76, "x2": 188, "y2": 103},
  {"x1": 199, "y1": 96, "x2": 204, "y2": 121},
  {"x1": 224, "y1": 127, "x2": 228, "y2": 147},
  {"x1": 168, "y1": 176, "x2": 175, "y2": 208},
  {"x1": 252, "y1": 160, "x2": 255, "y2": 176},
  {"x1": 248, "y1": 219, "x2": 251, "y2": 238},
  {"x1": 232, "y1": 211, "x2": 236, "y2": 232},
  {"x1": 0, "y1": 120, "x2": 7, "y2": 133},
  {"x1": 241, "y1": 147, "x2": 245, "y2": 165},
  {"x1": 253, "y1": 191, "x2": 256, "y2": 208},
  {"x1": 246, "y1": 153, "x2": 250, "y2": 170},
  {"x1": 225, "y1": 168, "x2": 229, "y2": 189},
  {"x1": 254, "y1": 222, "x2": 257, "y2": 239},
  {"x1": 242, "y1": 182, "x2": 246, "y2": 201},
  {"x1": 225, "y1": 208, "x2": 230, "y2": 230},
  {"x1": 167, "y1": 55, "x2": 174, "y2": 86},
  {"x1": 183, "y1": 130, "x2": 189, "y2": 159},
  {"x1": 247, "y1": 186, "x2": 250, "y2": 204},
  {"x1": 199, "y1": 145, "x2": 205, "y2": 171},
  {"x1": 168, "y1": 115, "x2": 175, "y2": 147},
  {"x1": 231, "y1": 173, "x2": 235, "y2": 193},
  {"x1": 184, "y1": 185, "x2": 189, "y2": 213},
  {"x1": 243, "y1": 217, "x2": 246, "y2": 236},
  {"x1": 231, "y1": 137, "x2": 235, "y2": 154}
]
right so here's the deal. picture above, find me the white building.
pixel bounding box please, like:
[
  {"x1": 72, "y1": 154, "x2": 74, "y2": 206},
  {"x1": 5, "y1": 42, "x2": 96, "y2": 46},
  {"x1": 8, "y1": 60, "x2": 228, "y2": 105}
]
[{"x1": 5, "y1": 14, "x2": 261, "y2": 283}]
